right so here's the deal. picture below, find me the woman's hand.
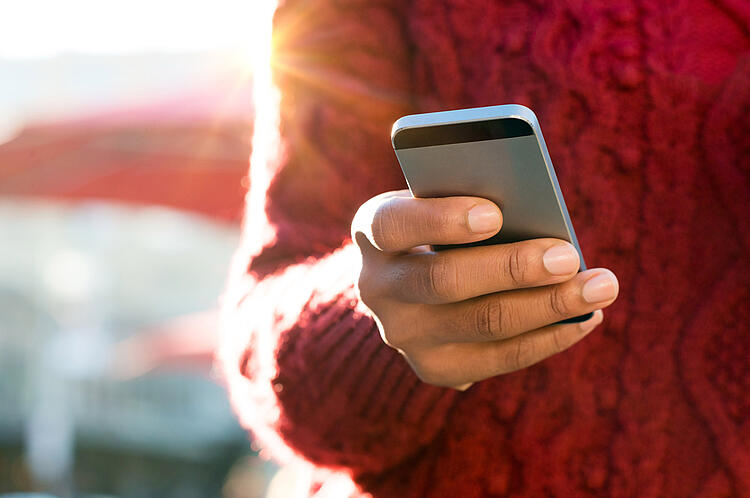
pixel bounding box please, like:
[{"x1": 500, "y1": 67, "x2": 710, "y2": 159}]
[{"x1": 352, "y1": 190, "x2": 619, "y2": 389}]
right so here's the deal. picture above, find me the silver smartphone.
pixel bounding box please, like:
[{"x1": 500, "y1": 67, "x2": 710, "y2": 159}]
[{"x1": 391, "y1": 104, "x2": 592, "y2": 323}]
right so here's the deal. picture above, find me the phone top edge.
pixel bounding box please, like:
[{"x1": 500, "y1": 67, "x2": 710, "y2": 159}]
[{"x1": 391, "y1": 104, "x2": 539, "y2": 148}]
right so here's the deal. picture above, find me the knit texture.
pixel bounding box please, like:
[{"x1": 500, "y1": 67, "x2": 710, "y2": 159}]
[{"x1": 219, "y1": 0, "x2": 750, "y2": 495}]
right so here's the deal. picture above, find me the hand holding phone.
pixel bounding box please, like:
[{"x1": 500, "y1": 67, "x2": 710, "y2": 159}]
[
  {"x1": 351, "y1": 105, "x2": 619, "y2": 389},
  {"x1": 393, "y1": 104, "x2": 593, "y2": 324}
]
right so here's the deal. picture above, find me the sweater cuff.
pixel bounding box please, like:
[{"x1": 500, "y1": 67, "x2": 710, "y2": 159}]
[
  {"x1": 274, "y1": 289, "x2": 457, "y2": 476},
  {"x1": 219, "y1": 244, "x2": 458, "y2": 477}
]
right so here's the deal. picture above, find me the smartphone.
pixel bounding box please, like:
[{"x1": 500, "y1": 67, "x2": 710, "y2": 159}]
[{"x1": 391, "y1": 104, "x2": 592, "y2": 323}]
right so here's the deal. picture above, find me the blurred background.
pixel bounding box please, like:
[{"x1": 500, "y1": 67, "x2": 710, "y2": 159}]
[{"x1": 0, "y1": 1, "x2": 276, "y2": 496}]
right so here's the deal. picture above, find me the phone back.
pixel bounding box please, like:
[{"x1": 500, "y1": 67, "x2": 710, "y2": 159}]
[{"x1": 393, "y1": 104, "x2": 586, "y2": 269}]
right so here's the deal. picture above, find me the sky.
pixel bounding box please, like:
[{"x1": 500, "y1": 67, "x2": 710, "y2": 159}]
[{"x1": 0, "y1": 0, "x2": 258, "y2": 59}]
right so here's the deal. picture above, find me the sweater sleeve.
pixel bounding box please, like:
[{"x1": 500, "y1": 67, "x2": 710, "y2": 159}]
[{"x1": 217, "y1": 242, "x2": 458, "y2": 477}]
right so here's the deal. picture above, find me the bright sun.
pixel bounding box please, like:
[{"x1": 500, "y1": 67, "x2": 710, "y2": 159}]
[{"x1": 240, "y1": 0, "x2": 283, "y2": 261}]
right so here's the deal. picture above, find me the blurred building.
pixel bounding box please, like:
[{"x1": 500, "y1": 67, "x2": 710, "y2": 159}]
[
  {"x1": 0, "y1": 201, "x2": 268, "y2": 497},
  {"x1": 0, "y1": 49, "x2": 272, "y2": 497}
]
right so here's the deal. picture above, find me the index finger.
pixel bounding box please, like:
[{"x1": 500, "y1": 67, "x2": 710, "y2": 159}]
[{"x1": 352, "y1": 190, "x2": 502, "y2": 253}]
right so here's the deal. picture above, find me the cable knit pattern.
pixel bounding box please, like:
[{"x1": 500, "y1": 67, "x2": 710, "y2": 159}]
[{"x1": 219, "y1": 0, "x2": 750, "y2": 496}]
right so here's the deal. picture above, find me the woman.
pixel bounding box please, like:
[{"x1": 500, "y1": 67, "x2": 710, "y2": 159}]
[{"x1": 219, "y1": 1, "x2": 750, "y2": 495}]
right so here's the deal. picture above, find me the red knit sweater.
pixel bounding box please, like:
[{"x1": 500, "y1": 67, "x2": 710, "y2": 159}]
[{"x1": 219, "y1": 1, "x2": 750, "y2": 496}]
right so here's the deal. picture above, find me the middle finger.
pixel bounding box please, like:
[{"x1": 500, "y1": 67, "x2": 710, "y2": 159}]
[
  {"x1": 389, "y1": 238, "x2": 581, "y2": 304},
  {"x1": 418, "y1": 268, "x2": 618, "y2": 344}
]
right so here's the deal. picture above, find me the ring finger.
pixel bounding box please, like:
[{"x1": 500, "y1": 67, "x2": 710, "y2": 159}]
[{"x1": 409, "y1": 310, "x2": 604, "y2": 387}]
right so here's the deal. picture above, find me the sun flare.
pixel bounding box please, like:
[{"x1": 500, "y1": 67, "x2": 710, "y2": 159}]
[{"x1": 240, "y1": 0, "x2": 282, "y2": 262}]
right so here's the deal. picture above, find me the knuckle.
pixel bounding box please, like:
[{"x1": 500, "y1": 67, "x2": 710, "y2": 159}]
[
  {"x1": 352, "y1": 200, "x2": 377, "y2": 243},
  {"x1": 376, "y1": 309, "x2": 424, "y2": 351},
  {"x1": 550, "y1": 326, "x2": 568, "y2": 353},
  {"x1": 505, "y1": 336, "x2": 534, "y2": 372},
  {"x1": 547, "y1": 285, "x2": 574, "y2": 318},
  {"x1": 431, "y1": 210, "x2": 457, "y2": 237},
  {"x1": 356, "y1": 271, "x2": 377, "y2": 306},
  {"x1": 426, "y1": 258, "x2": 461, "y2": 301},
  {"x1": 410, "y1": 354, "x2": 450, "y2": 387},
  {"x1": 413, "y1": 366, "x2": 440, "y2": 386},
  {"x1": 371, "y1": 200, "x2": 400, "y2": 251},
  {"x1": 378, "y1": 319, "x2": 407, "y2": 350},
  {"x1": 505, "y1": 245, "x2": 528, "y2": 286},
  {"x1": 356, "y1": 262, "x2": 387, "y2": 305},
  {"x1": 473, "y1": 299, "x2": 505, "y2": 339}
]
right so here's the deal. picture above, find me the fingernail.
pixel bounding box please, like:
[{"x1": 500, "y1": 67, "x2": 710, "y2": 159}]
[
  {"x1": 542, "y1": 244, "x2": 580, "y2": 275},
  {"x1": 467, "y1": 204, "x2": 501, "y2": 233},
  {"x1": 579, "y1": 309, "x2": 604, "y2": 334},
  {"x1": 582, "y1": 270, "x2": 619, "y2": 303}
]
